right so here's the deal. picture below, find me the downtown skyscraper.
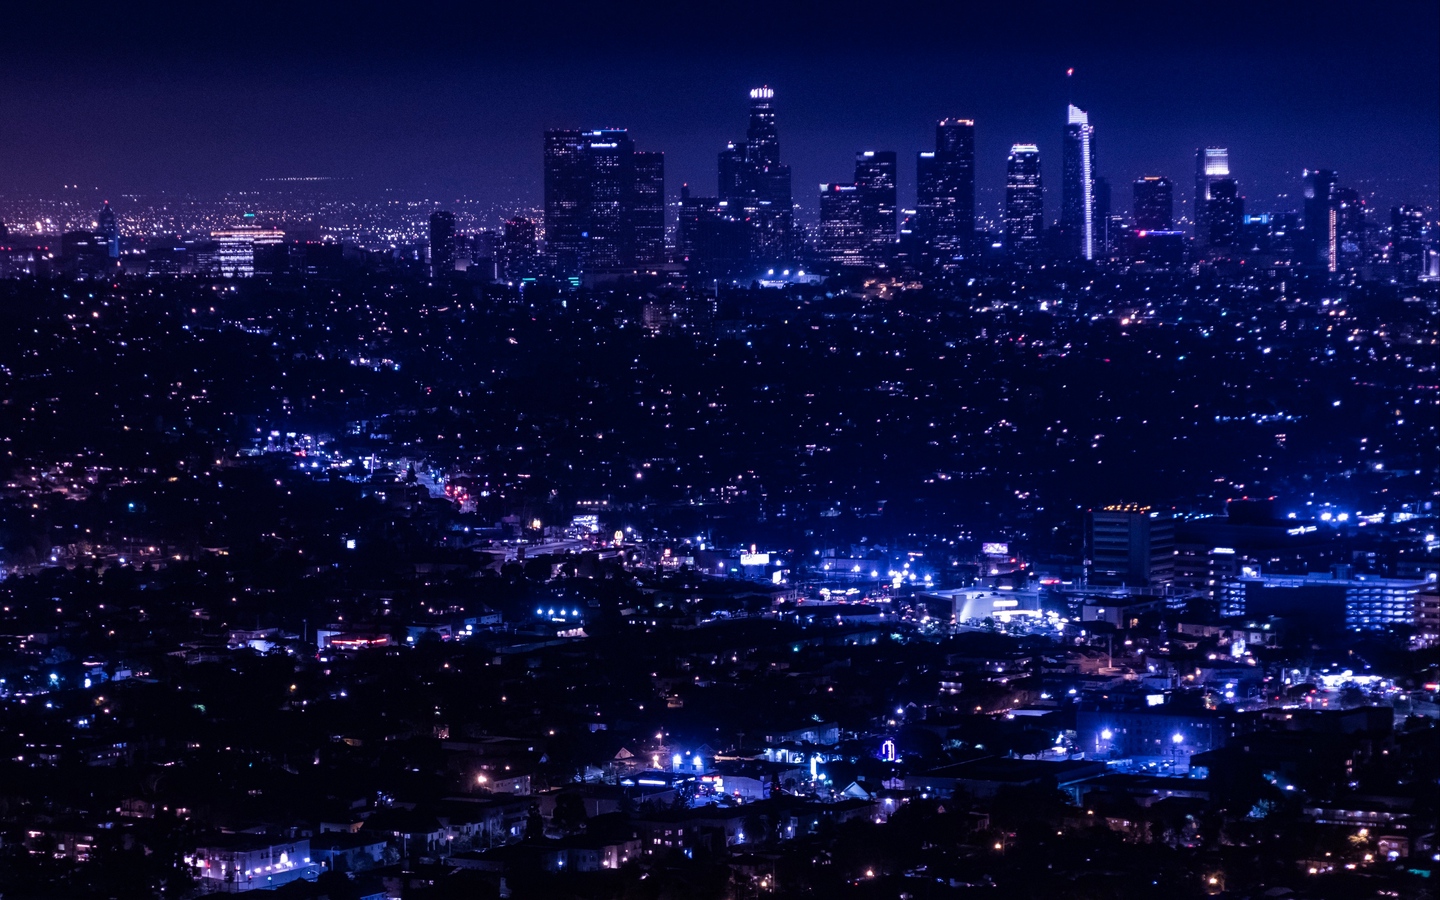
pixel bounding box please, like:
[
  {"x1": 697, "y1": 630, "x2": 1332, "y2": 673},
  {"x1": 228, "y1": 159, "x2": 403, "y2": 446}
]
[
  {"x1": 1004, "y1": 144, "x2": 1043, "y2": 260},
  {"x1": 1132, "y1": 176, "x2": 1174, "y2": 232},
  {"x1": 915, "y1": 119, "x2": 976, "y2": 266},
  {"x1": 1194, "y1": 148, "x2": 1230, "y2": 244},
  {"x1": 854, "y1": 150, "x2": 897, "y2": 265},
  {"x1": 716, "y1": 86, "x2": 795, "y2": 266},
  {"x1": 543, "y1": 128, "x2": 665, "y2": 275},
  {"x1": 1061, "y1": 105, "x2": 1097, "y2": 260},
  {"x1": 1303, "y1": 168, "x2": 1340, "y2": 271}
]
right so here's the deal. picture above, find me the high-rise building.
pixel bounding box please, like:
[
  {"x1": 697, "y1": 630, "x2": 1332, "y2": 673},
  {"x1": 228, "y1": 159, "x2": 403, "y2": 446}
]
[
  {"x1": 581, "y1": 129, "x2": 634, "y2": 271},
  {"x1": 915, "y1": 119, "x2": 976, "y2": 265},
  {"x1": 1392, "y1": 204, "x2": 1426, "y2": 284},
  {"x1": 713, "y1": 87, "x2": 794, "y2": 268},
  {"x1": 819, "y1": 183, "x2": 867, "y2": 268},
  {"x1": 1004, "y1": 144, "x2": 1043, "y2": 260},
  {"x1": 543, "y1": 128, "x2": 664, "y2": 274},
  {"x1": 96, "y1": 202, "x2": 120, "y2": 259},
  {"x1": 543, "y1": 129, "x2": 588, "y2": 274},
  {"x1": 1206, "y1": 180, "x2": 1243, "y2": 249},
  {"x1": 745, "y1": 85, "x2": 780, "y2": 168},
  {"x1": 1061, "y1": 104, "x2": 1097, "y2": 260},
  {"x1": 1087, "y1": 504, "x2": 1175, "y2": 588},
  {"x1": 429, "y1": 210, "x2": 456, "y2": 278},
  {"x1": 1303, "y1": 168, "x2": 1339, "y2": 270},
  {"x1": 853, "y1": 150, "x2": 897, "y2": 265},
  {"x1": 1335, "y1": 187, "x2": 1366, "y2": 273},
  {"x1": 1132, "y1": 176, "x2": 1174, "y2": 231},
  {"x1": 1193, "y1": 148, "x2": 1229, "y2": 243},
  {"x1": 630, "y1": 150, "x2": 666, "y2": 267},
  {"x1": 501, "y1": 217, "x2": 537, "y2": 279}
]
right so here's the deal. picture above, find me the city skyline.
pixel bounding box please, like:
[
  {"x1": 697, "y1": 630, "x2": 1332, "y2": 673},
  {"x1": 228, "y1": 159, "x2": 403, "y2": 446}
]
[{"x1": 0, "y1": 2, "x2": 1435, "y2": 220}]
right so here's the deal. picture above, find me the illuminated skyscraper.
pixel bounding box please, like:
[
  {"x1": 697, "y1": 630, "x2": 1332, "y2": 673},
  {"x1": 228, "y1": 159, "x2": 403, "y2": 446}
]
[
  {"x1": 915, "y1": 119, "x2": 976, "y2": 264},
  {"x1": 854, "y1": 150, "x2": 897, "y2": 264},
  {"x1": 1133, "y1": 176, "x2": 1173, "y2": 231},
  {"x1": 1004, "y1": 144, "x2": 1043, "y2": 260},
  {"x1": 581, "y1": 129, "x2": 633, "y2": 271},
  {"x1": 501, "y1": 217, "x2": 537, "y2": 279},
  {"x1": 819, "y1": 183, "x2": 867, "y2": 267},
  {"x1": 543, "y1": 129, "x2": 588, "y2": 274},
  {"x1": 1392, "y1": 204, "x2": 1425, "y2": 284},
  {"x1": 428, "y1": 210, "x2": 456, "y2": 278},
  {"x1": 630, "y1": 150, "x2": 666, "y2": 267},
  {"x1": 96, "y1": 201, "x2": 120, "y2": 259},
  {"x1": 1206, "y1": 179, "x2": 1243, "y2": 249},
  {"x1": 1193, "y1": 148, "x2": 1229, "y2": 242},
  {"x1": 1061, "y1": 105, "x2": 1097, "y2": 260},
  {"x1": 1303, "y1": 168, "x2": 1339, "y2": 270},
  {"x1": 714, "y1": 87, "x2": 794, "y2": 267},
  {"x1": 1335, "y1": 187, "x2": 1366, "y2": 273},
  {"x1": 544, "y1": 128, "x2": 665, "y2": 273},
  {"x1": 745, "y1": 86, "x2": 780, "y2": 167}
]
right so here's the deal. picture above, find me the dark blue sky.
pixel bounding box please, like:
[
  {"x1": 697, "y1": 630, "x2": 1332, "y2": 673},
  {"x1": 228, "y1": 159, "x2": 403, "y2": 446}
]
[{"x1": 2, "y1": 0, "x2": 1435, "y2": 221}]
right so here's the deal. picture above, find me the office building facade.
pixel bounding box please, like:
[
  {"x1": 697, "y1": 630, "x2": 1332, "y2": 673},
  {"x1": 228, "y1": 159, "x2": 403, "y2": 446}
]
[
  {"x1": 542, "y1": 128, "x2": 665, "y2": 274},
  {"x1": 1194, "y1": 148, "x2": 1230, "y2": 243},
  {"x1": 1132, "y1": 176, "x2": 1174, "y2": 232},
  {"x1": 1061, "y1": 105, "x2": 1097, "y2": 260},
  {"x1": 1087, "y1": 504, "x2": 1175, "y2": 588},
  {"x1": 1004, "y1": 144, "x2": 1043, "y2": 260},
  {"x1": 429, "y1": 210, "x2": 456, "y2": 278},
  {"x1": 819, "y1": 183, "x2": 867, "y2": 268},
  {"x1": 854, "y1": 150, "x2": 897, "y2": 265},
  {"x1": 915, "y1": 119, "x2": 976, "y2": 265}
]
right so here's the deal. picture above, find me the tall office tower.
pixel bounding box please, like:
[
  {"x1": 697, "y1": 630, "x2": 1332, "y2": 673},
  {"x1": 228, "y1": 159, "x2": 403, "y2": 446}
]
[
  {"x1": 1061, "y1": 104, "x2": 1097, "y2": 259},
  {"x1": 543, "y1": 129, "x2": 588, "y2": 274},
  {"x1": 1193, "y1": 148, "x2": 1229, "y2": 243},
  {"x1": 1132, "y1": 176, "x2": 1174, "y2": 231},
  {"x1": 1004, "y1": 144, "x2": 1043, "y2": 259},
  {"x1": 718, "y1": 142, "x2": 748, "y2": 201},
  {"x1": 854, "y1": 150, "x2": 897, "y2": 264},
  {"x1": 1087, "y1": 504, "x2": 1175, "y2": 588},
  {"x1": 96, "y1": 201, "x2": 120, "y2": 259},
  {"x1": 630, "y1": 150, "x2": 666, "y2": 267},
  {"x1": 1303, "y1": 168, "x2": 1339, "y2": 270},
  {"x1": 501, "y1": 217, "x2": 537, "y2": 279},
  {"x1": 819, "y1": 183, "x2": 867, "y2": 267},
  {"x1": 581, "y1": 129, "x2": 635, "y2": 271},
  {"x1": 542, "y1": 128, "x2": 665, "y2": 273},
  {"x1": 712, "y1": 87, "x2": 794, "y2": 267},
  {"x1": 745, "y1": 85, "x2": 780, "y2": 167},
  {"x1": 428, "y1": 210, "x2": 456, "y2": 278},
  {"x1": 915, "y1": 118, "x2": 976, "y2": 264},
  {"x1": 1207, "y1": 179, "x2": 1243, "y2": 249},
  {"x1": 1392, "y1": 204, "x2": 1425, "y2": 284},
  {"x1": 1335, "y1": 187, "x2": 1366, "y2": 272}
]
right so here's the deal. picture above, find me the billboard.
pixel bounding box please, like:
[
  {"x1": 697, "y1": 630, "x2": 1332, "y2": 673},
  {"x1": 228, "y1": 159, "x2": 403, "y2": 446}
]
[
  {"x1": 740, "y1": 553, "x2": 770, "y2": 567},
  {"x1": 981, "y1": 542, "x2": 1009, "y2": 557}
]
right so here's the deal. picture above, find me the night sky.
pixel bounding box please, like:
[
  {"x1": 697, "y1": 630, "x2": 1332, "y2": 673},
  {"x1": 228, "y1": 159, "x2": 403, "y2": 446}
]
[{"x1": 2, "y1": 0, "x2": 1435, "y2": 220}]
